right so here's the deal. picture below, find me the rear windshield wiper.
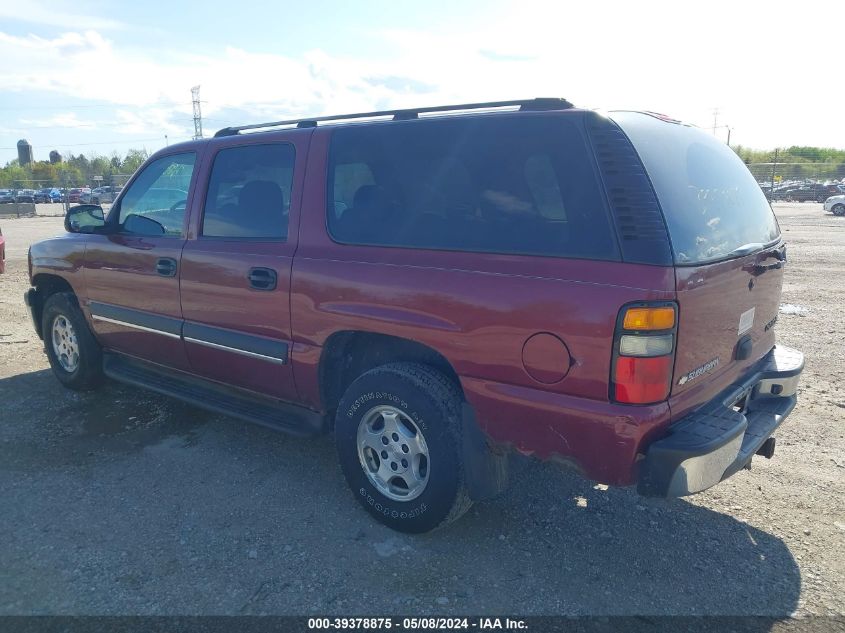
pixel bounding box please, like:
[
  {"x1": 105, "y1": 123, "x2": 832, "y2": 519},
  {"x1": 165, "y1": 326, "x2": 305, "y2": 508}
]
[{"x1": 726, "y1": 243, "x2": 764, "y2": 258}]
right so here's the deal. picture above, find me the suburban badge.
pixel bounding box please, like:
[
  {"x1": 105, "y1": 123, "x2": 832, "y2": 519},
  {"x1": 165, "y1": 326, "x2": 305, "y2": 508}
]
[{"x1": 677, "y1": 357, "x2": 720, "y2": 385}]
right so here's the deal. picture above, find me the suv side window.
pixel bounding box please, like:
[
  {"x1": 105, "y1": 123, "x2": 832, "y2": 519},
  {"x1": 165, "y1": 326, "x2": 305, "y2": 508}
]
[
  {"x1": 326, "y1": 117, "x2": 619, "y2": 261},
  {"x1": 202, "y1": 143, "x2": 295, "y2": 239},
  {"x1": 332, "y1": 162, "x2": 375, "y2": 218},
  {"x1": 525, "y1": 154, "x2": 567, "y2": 221},
  {"x1": 117, "y1": 152, "x2": 196, "y2": 236}
]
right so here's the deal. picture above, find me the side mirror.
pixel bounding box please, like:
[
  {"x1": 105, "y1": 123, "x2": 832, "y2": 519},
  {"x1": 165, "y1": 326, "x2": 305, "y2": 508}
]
[
  {"x1": 65, "y1": 205, "x2": 107, "y2": 234},
  {"x1": 122, "y1": 214, "x2": 166, "y2": 236}
]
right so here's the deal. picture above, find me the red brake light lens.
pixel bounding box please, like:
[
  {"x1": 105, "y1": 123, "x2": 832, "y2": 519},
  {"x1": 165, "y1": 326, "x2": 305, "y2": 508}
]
[
  {"x1": 613, "y1": 356, "x2": 673, "y2": 404},
  {"x1": 612, "y1": 302, "x2": 677, "y2": 405}
]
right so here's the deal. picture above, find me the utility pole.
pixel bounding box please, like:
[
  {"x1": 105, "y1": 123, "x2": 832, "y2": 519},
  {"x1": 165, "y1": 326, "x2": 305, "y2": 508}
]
[
  {"x1": 712, "y1": 108, "x2": 719, "y2": 135},
  {"x1": 191, "y1": 86, "x2": 203, "y2": 140},
  {"x1": 770, "y1": 148, "x2": 779, "y2": 189}
]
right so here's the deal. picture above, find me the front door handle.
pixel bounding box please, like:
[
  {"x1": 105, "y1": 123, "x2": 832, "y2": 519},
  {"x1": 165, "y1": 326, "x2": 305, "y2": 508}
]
[
  {"x1": 156, "y1": 257, "x2": 178, "y2": 277},
  {"x1": 248, "y1": 267, "x2": 277, "y2": 291}
]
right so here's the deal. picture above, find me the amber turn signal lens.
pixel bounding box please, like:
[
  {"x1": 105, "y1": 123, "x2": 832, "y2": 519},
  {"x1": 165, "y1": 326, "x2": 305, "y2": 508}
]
[{"x1": 623, "y1": 306, "x2": 675, "y2": 331}]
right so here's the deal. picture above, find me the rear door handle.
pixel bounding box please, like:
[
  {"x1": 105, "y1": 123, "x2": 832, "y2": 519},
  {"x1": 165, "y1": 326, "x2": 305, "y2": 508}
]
[
  {"x1": 156, "y1": 257, "x2": 177, "y2": 277},
  {"x1": 746, "y1": 261, "x2": 783, "y2": 276},
  {"x1": 747, "y1": 245, "x2": 787, "y2": 276},
  {"x1": 248, "y1": 267, "x2": 277, "y2": 291}
]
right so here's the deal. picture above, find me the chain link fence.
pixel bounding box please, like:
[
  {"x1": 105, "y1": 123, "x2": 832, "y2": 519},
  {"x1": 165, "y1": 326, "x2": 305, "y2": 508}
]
[{"x1": 741, "y1": 148, "x2": 845, "y2": 202}]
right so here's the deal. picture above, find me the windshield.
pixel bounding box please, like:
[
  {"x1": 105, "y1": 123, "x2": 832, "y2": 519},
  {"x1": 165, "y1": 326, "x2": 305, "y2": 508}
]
[{"x1": 610, "y1": 111, "x2": 780, "y2": 265}]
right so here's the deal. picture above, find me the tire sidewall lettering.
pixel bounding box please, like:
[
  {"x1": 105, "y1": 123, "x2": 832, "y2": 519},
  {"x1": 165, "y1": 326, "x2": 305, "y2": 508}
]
[
  {"x1": 358, "y1": 487, "x2": 427, "y2": 519},
  {"x1": 347, "y1": 391, "x2": 409, "y2": 418},
  {"x1": 346, "y1": 390, "x2": 426, "y2": 432}
]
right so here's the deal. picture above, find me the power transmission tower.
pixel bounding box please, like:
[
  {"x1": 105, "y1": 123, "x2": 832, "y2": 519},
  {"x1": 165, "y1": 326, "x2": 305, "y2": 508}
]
[{"x1": 191, "y1": 85, "x2": 203, "y2": 140}]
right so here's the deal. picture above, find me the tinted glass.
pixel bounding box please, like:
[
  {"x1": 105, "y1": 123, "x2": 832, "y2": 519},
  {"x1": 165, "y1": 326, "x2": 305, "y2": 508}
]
[
  {"x1": 118, "y1": 152, "x2": 195, "y2": 236},
  {"x1": 327, "y1": 116, "x2": 619, "y2": 261},
  {"x1": 611, "y1": 112, "x2": 780, "y2": 265},
  {"x1": 202, "y1": 144, "x2": 294, "y2": 239}
]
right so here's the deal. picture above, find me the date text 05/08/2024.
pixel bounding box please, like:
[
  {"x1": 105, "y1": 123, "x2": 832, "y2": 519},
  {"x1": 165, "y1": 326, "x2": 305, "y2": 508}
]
[{"x1": 307, "y1": 617, "x2": 528, "y2": 630}]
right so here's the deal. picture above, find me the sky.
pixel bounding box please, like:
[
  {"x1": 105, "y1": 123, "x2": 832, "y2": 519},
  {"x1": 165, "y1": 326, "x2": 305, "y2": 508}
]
[{"x1": 1, "y1": 0, "x2": 844, "y2": 165}]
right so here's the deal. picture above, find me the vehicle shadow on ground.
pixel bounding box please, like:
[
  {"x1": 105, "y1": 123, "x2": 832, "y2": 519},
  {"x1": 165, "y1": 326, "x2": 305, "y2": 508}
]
[
  {"x1": 0, "y1": 369, "x2": 801, "y2": 619},
  {"x1": 0, "y1": 369, "x2": 212, "y2": 470},
  {"x1": 437, "y1": 458, "x2": 802, "y2": 617}
]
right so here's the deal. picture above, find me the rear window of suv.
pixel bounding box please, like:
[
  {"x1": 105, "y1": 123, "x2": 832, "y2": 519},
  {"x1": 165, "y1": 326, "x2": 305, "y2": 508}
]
[
  {"x1": 327, "y1": 116, "x2": 620, "y2": 261},
  {"x1": 611, "y1": 111, "x2": 780, "y2": 265}
]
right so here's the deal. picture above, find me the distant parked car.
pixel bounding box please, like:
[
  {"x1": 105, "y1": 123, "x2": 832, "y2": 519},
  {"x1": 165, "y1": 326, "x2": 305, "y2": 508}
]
[
  {"x1": 0, "y1": 189, "x2": 15, "y2": 204},
  {"x1": 65, "y1": 188, "x2": 88, "y2": 204},
  {"x1": 792, "y1": 184, "x2": 838, "y2": 202},
  {"x1": 91, "y1": 186, "x2": 122, "y2": 205},
  {"x1": 784, "y1": 187, "x2": 816, "y2": 202},
  {"x1": 771, "y1": 184, "x2": 833, "y2": 203},
  {"x1": 15, "y1": 189, "x2": 36, "y2": 203},
  {"x1": 768, "y1": 185, "x2": 795, "y2": 201},
  {"x1": 78, "y1": 188, "x2": 94, "y2": 204},
  {"x1": 815, "y1": 184, "x2": 842, "y2": 201},
  {"x1": 823, "y1": 194, "x2": 845, "y2": 216},
  {"x1": 34, "y1": 188, "x2": 62, "y2": 203}
]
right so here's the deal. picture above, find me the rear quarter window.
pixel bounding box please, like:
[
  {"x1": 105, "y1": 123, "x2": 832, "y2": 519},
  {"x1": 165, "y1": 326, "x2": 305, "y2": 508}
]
[
  {"x1": 611, "y1": 112, "x2": 780, "y2": 265},
  {"x1": 326, "y1": 115, "x2": 620, "y2": 261}
]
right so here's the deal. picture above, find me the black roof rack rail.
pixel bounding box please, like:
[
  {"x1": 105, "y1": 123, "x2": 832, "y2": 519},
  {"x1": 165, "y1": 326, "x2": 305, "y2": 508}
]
[{"x1": 213, "y1": 97, "x2": 573, "y2": 137}]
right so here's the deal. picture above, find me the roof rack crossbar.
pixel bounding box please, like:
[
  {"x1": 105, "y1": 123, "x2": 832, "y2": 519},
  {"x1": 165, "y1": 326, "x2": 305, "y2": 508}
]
[{"x1": 213, "y1": 97, "x2": 572, "y2": 137}]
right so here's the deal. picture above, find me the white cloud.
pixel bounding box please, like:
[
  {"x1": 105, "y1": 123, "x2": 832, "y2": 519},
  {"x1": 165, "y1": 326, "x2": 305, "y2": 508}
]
[
  {"x1": 0, "y1": 0, "x2": 843, "y2": 151},
  {"x1": 0, "y1": 0, "x2": 126, "y2": 30},
  {"x1": 19, "y1": 112, "x2": 97, "y2": 129},
  {"x1": 114, "y1": 108, "x2": 184, "y2": 136}
]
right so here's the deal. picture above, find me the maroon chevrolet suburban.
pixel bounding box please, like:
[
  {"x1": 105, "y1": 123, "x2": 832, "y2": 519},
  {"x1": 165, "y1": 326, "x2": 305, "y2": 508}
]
[{"x1": 25, "y1": 99, "x2": 804, "y2": 533}]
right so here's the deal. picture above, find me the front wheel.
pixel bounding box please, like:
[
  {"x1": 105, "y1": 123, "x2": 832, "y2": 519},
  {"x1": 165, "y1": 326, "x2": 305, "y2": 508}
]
[
  {"x1": 833, "y1": 204, "x2": 845, "y2": 216},
  {"x1": 334, "y1": 363, "x2": 472, "y2": 533},
  {"x1": 42, "y1": 292, "x2": 103, "y2": 390}
]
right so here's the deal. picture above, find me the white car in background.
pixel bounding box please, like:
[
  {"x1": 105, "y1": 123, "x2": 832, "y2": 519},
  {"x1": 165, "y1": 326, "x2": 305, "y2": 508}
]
[
  {"x1": 91, "y1": 186, "x2": 122, "y2": 205},
  {"x1": 824, "y1": 194, "x2": 845, "y2": 216}
]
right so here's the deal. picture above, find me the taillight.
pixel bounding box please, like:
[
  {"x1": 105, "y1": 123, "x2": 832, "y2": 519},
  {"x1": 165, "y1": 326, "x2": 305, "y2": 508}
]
[{"x1": 611, "y1": 303, "x2": 677, "y2": 405}]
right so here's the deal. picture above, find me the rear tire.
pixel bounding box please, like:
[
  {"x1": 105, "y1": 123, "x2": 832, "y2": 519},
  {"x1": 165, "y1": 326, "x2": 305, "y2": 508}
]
[
  {"x1": 833, "y1": 204, "x2": 845, "y2": 216},
  {"x1": 42, "y1": 292, "x2": 103, "y2": 391},
  {"x1": 334, "y1": 362, "x2": 472, "y2": 533}
]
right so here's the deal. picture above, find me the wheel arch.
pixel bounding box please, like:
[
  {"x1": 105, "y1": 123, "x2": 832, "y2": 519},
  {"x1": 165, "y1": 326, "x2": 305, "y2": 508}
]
[
  {"x1": 30, "y1": 274, "x2": 76, "y2": 339},
  {"x1": 318, "y1": 330, "x2": 463, "y2": 415}
]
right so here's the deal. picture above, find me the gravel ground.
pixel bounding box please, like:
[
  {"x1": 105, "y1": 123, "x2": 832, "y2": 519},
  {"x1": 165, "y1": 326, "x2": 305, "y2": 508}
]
[{"x1": 0, "y1": 203, "x2": 842, "y2": 617}]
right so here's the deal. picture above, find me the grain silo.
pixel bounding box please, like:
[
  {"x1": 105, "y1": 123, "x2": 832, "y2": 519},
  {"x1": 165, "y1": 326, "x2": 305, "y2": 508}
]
[{"x1": 17, "y1": 139, "x2": 33, "y2": 166}]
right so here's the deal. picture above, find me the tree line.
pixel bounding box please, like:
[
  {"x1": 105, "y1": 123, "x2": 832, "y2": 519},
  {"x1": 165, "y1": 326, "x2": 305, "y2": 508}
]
[
  {"x1": 732, "y1": 146, "x2": 845, "y2": 182},
  {"x1": 0, "y1": 149, "x2": 149, "y2": 189},
  {"x1": 2, "y1": 144, "x2": 843, "y2": 190}
]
